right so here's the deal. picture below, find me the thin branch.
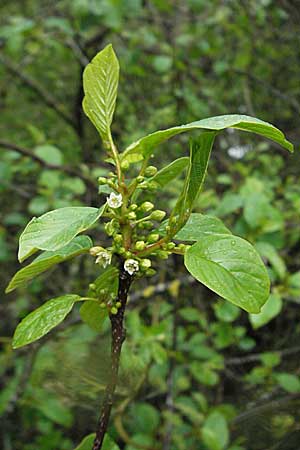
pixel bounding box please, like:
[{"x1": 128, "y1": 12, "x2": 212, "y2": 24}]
[
  {"x1": 0, "y1": 140, "x2": 96, "y2": 189},
  {"x1": 226, "y1": 345, "x2": 300, "y2": 366},
  {"x1": 92, "y1": 267, "x2": 133, "y2": 450},
  {"x1": 0, "y1": 54, "x2": 77, "y2": 130}
]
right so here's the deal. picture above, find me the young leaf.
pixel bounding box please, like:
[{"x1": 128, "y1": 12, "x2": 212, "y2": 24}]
[
  {"x1": 170, "y1": 132, "x2": 216, "y2": 232},
  {"x1": 6, "y1": 236, "x2": 92, "y2": 293},
  {"x1": 184, "y1": 234, "x2": 270, "y2": 313},
  {"x1": 121, "y1": 114, "x2": 293, "y2": 160},
  {"x1": 12, "y1": 295, "x2": 82, "y2": 348},
  {"x1": 18, "y1": 206, "x2": 103, "y2": 262},
  {"x1": 174, "y1": 214, "x2": 231, "y2": 242},
  {"x1": 249, "y1": 293, "x2": 282, "y2": 329},
  {"x1": 83, "y1": 44, "x2": 119, "y2": 148},
  {"x1": 149, "y1": 157, "x2": 189, "y2": 187}
]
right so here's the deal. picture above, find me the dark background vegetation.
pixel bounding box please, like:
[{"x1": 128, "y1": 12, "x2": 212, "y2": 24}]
[{"x1": 1, "y1": 1, "x2": 300, "y2": 449}]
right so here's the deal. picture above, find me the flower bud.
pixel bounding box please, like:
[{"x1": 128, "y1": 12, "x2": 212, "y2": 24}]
[
  {"x1": 166, "y1": 242, "x2": 176, "y2": 250},
  {"x1": 111, "y1": 307, "x2": 118, "y2": 315},
  {"x1": 97, "y1": 177, "x2": 107, "y2": 185},
  {"x1": 121, "y1": 160, "x2": 129, "y2": 170},
  {"x1": 144, "y1": 166, "x2": 158, "y2": 177},
  {"x1": 100, "y1": 302, "x2": 106, "y2": 308},
  {"x1": 136, "y1": 175, "x2": 144, "y2": 183},
  {"x1": 89, "y1": 246, "x2": 105, "y2": 256},
  {"x1": 151, "y1": 210, "x2": 166, "y2": 221},
  {"x1": 135, "y1": 241, "x2": 146, "y2": 251},
  {"x1": 139, "y1": 201, "x2": 154, "y2": 213},
  {"x1": 113, "y1": 234, "x2": 123, "y2": 244},
  {"x1": 147, "y1": 233, "x2": 160, "y2": 243},
  {"x1": 129, "y1": 204, "x2": 138, "y2": 211},
  {"x1": 116, "y1": 302, "x2": 122, "y2": 308},
  {"x1": 147, "y1": 181, "x2": 159, "y2": 191},
  {"x1": 89, "y1": 283, "x2": 96, "y2": 290},
  {"x1": 127, "y1": 211, "x2": 137, "y2": 220},
  {"x1": 140, "y1": 259, "x2": 151, "y2": 270},
  {"x1": 157, "y1": 250, "x2": 169, "y2": 259},
  {"x1": 105, "y1": 220, "x2": 117, "y2": 236}
]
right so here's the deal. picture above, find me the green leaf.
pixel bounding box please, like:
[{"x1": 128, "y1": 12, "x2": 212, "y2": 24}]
[
  {"x1": 34, "y1": 144, "x2": 63, "y2": 165},
  {"x1": 174, "y1": 213, "x2": 231, "y2": 242},
  {"x1": 249, "y1": 293, "x2": 282, "y2": 329},
  {"x1": 121, "y1": 114, "x2": 293, "y2": 160},
  {"x1": 255, "y1": 242, "x2": 286, "y2": 280},
  {"x1": 80, "y1": 302, "x2": 107, "y2": 332},
  {"x1": 202, "y1": 412, "x2": 229, "y2": 450},
  {"x1": 149, "y1": 157, "x2": 189, "y2": 187},
  {"x1": 18, "y1": 206, "x2": 103, "y2": 262},
  {"x1": 83, "y1": 44, "x2": 119, "y2": 148},
  {"x1": 6, "y1": 236, "x2": 92, "y2": 293},
  {"x1": 74, "y1": 433, "x2": 120, "y2": 450},
  {"x1": 275, "y1": 373, "x2": 300, "y2": 393},
  {"x1": 184, "y1": 234, "x2": 270, "y2": 313},
  {"x1": 171, "y1": 133, "x2": 216, "y2": 232},
  {"x1": 12, "y1": 294, "x2": 81, "y2": 348}
]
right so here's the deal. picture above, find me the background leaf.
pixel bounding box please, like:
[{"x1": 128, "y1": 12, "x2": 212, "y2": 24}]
[{"x1": 249, "y1": 293, "x2": 282, "y2": 329}]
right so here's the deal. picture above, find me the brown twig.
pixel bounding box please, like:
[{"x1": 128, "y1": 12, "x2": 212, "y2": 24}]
[
  {"x1": 92, "y1": 267, "x2": 133, "y2": 450},
  {"x1": 0, "y1": 140, "x2": 96, "y2": 189}
]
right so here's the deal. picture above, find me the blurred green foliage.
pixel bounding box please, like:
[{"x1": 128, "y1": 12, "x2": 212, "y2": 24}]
[{"x1": 1, "y1": 1, "x2": 300, "y2": 449}]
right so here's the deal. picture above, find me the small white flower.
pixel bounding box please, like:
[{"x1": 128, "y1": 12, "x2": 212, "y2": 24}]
[
  {"x1": 107, "y1": 192, "x2": 123, "y2": 209},
  {"x1": 124, "y1": 259, "x2": 139, "y2": 275},
  {"x1": 95, "y1": 251, "x2": 112, "y2": 268}
]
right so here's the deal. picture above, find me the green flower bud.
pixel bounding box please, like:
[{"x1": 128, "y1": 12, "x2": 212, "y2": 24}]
[
  {"x1": 166, "y1": 242, "x2": 176, "y2": 250},
  {"x1": 151, "y1": 210, "x2": 166, "y2": 221},
  {"x1": 157, "y1": 250, "x2": 169, "y2": 259},
  {"x1": 138, "y1": 221, "x2": 153, "y2": 230},
  {"x1": 136, "y1": 175, "x2": 144, "y2": 183},
  {"x1": 140, "y1": 258, "x2": 151, "y2": 270},
  {"x1": 129, "y1": 204, "x2": 138, "y2": 211},
  {"x1": 135, "y1": 241, "x2": 146, "y2": 251},
  {"x1": 124, "y1": 251, "x2": 132, "y2": 259},
  {"x1": 127, "y1": 211, "x2": 137, "y2": 220},
  {"x1": 148, "y1": 233, "x2": 160, "y2": 243},
  {"x1": 97, "y1": 177, "x2": 107, "y2": 185},
  {"x1": 108, "y1": 172, "x2": 116, "y2": 178},
  {"x1": 121, "y1": 160, "x2": 130, "y2": 170},
  {"x1": 118, "y1": 247, "x2": 126, "y2": 255},
  {"x1": 139, "y1": 201, "x2": 154, "y2": 213},
  {"x1": 100, "y1": 302, "x2": 106, "y2": 308},
  {"x1": 147, "y1": 181, "x2": 159, "y2": 191},
  {"x1": 116, "y1": 301, "x2": 122, "y2": 308},
  {"x1": 113, "y1": 234, "x2": 123, "y2": 244},
  {"x1": 111, "y1": 307, "x2": 118, "y2": 315},
  {"x1": 89, "y1": 283, "x2": 96, "y2": 290},
  {"x1": 105, "y1": 220, "x2": 118, "y2": 236},
  {"x1": 144, "y1": 166, "x2": 158, "y2": 177}
]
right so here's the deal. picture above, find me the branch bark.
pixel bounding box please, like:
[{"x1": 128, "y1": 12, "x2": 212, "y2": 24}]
[{"x1": 92, "y1": 267, "x2": 133, "y2": 450}]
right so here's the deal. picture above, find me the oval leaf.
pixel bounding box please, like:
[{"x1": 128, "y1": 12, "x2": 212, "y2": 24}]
[
  {"x1": 83, "y1": 44, "x2": 119, "y2": 148},
  {"x1": 18, "y1": 206, "x2": 103, "y2": 262},
  {"x1": 122, "y1": 114, "x2": 293, "y2": 160},
  {"x1": 7, "y1": 236, "x2": 92, "y2": 293},
  {"x1": 184, "y1": 234, "x2": 270, "y2": 313},
  {"x1": 175, "y1": 214, "x2": 231, "y2": 242},
  {"x1": 12, "y1": 294, "x2": 81, "y2": 348}
]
